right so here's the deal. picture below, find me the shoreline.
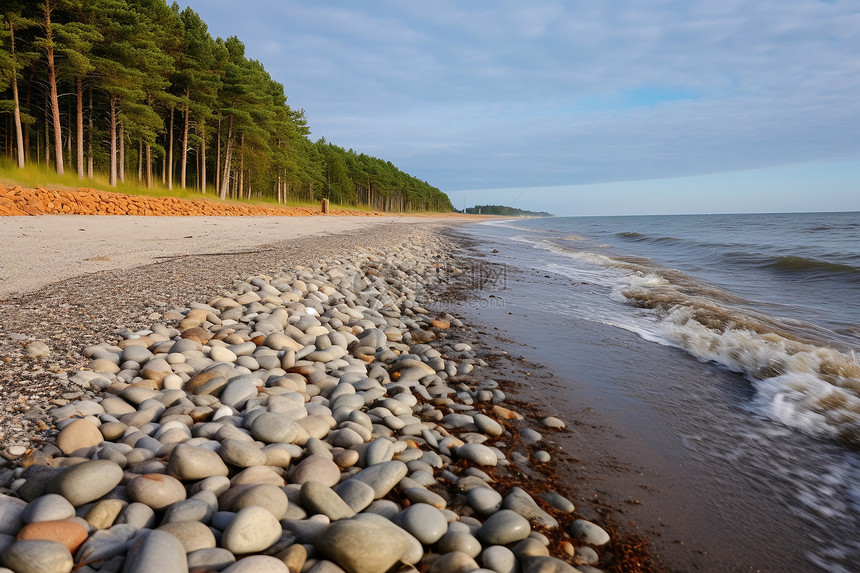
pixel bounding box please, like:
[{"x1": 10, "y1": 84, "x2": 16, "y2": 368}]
[
  {"x1": 0, "y1": 221, "x2": 660, "y2": 572},
  {"x1": 448, "y1": 222, "x2": 860, "y2": 572}
]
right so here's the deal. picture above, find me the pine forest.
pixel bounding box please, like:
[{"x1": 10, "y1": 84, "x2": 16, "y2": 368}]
[{"x1": 0, "y1": 0, "x2": 454, "y2": 212}]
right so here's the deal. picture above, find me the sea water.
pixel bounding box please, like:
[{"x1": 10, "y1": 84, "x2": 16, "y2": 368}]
[{"x1": 461, "y1": 212, "x2": 860, "y2": 571}]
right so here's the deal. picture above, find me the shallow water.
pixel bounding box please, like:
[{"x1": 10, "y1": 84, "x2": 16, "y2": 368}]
[{"x1": 457, "y1": 213, "x2": 860, "y2": 572}]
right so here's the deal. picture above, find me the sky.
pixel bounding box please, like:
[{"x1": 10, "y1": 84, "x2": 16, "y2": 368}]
[{"x1": 180, "y1": 0, "x2": 859, "y2": 216}]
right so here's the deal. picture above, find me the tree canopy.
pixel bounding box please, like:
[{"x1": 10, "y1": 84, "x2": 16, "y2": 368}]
[
  {"x1": 0, "y1": 0, "x2": 453, "y2": 212},
  {"x1": 464, "y1": 205, "x2": 552, "y2": 217}
]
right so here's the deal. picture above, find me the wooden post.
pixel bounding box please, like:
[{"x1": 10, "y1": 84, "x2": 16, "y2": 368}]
[{"x1": 321, "y1": 198, "x2": 330, "y2": 214}]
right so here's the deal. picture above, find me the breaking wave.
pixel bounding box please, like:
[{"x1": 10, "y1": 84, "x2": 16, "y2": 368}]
[
  {"x1": 619, "y1": 272, "x2": 860, "y2": 445},
  {"x1": 764, "y1": 255, "x2": 860, "y2": 279}
]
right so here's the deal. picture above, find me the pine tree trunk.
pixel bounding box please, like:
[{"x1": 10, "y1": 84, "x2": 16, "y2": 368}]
[
  {"x1": 66, "y1": 97, "x2": 72, "y2": 160},
  {"x1": 9, "y1": 22, "x2": 25, "y2": 168},
  {"x1": 219, "y1": 114, "x2": 234, "y2": 200},
  {"x1": 24, "y1": 63, "x2": 35, "y2": 162},
  {"x1": 76, "y1": 77, "x2": 84, "y2": 178},
  {"x1": 44, "y1": 93, "x2": 50, "y2": 167},
  {"x1": 146, "y1": 143, "x2": 152, "y2": 188},
  {"x1": 138, "y1": 139, "x2": 143, "y2": 182},
  {"x1": 119, "y1": 121, "x2": 125, "y2": 183},
  {"x1": 167, "y1": 106, "x2": 174, "y2": 190},
  {"x1": 109, "y1": 95, "x2": 117, "y2": 187},
  {"x1": 238, "y1": 133, "x2": 244, "y2": 199},
  {"x1": 10, "y1": 74, "x2": 23, "y2": 167},
  {"x1": 44, "y1": 0, "x2": 64, "y2": 175},
  {"x1": 215, "y1": 118, "x2": 221, "y2": 195},
  {"x1": 181, "y1": 90, "x2": 189, "y2": 189},
  {"x1": 200, "y1": 122, "x2": 207, "y2": 194},
  {"x1": 87, "y1": 86, "x2": 94, "y2": 178}
]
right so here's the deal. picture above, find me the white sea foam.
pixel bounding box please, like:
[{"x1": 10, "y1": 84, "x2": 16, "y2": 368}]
[
  {"x1": 624, "y1": 284, "x2": 860, "y2": 444},
  {"x1": 495, "y1": 228, "x2": 860, "y2": 443},
  {"x1": 530, "y1": 236, "x2": 860, "y2": 443}
]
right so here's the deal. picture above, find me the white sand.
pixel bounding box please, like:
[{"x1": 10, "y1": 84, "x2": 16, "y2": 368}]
[{"x1": 0, "y1": 215, "x2": 449, "y2": 298}]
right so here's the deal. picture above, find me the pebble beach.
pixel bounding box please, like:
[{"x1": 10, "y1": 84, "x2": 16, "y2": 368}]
[{"x1": 0, "y1": 221, "x2": 641, "y2": 573}]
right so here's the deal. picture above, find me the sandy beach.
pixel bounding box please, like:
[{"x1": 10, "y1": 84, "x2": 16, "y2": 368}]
[{"x1": 0, "y1": 215, "x2": 456, "y2": 299}]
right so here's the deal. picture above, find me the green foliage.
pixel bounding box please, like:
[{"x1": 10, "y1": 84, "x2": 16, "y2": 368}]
[
  {"x1": 0, "y1": 0, "x2": 453, "y2": 212},
  {"x1": 464, "y1": 205, "x2": 552, "y2": 217}
]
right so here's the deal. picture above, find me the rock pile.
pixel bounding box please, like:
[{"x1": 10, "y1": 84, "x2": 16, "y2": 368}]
[
  {"x1": 0, "y1": 184, "x2": 373, "y2": 217},
  {"x1": 0, "y1": 239, "x2": 610, "y2": 573}
]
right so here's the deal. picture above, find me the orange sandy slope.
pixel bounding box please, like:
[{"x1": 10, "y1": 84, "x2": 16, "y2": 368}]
[{"x1": 0, "y1": 183, "x2": 380, "y2": 217}]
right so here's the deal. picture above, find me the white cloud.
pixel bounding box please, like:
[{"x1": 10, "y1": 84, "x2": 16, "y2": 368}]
[{"x1": 181, "y1": 0, "x2": 860, "y2": 212}]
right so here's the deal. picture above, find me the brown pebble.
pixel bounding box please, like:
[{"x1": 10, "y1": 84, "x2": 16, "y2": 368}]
[{"x1": 16, "y1": 520, "x2": 89, "y2": 553}]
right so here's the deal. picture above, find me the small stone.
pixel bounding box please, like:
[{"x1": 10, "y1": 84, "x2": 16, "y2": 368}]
[
  {"x1": 0, "y1": 540, "x2": 73, "y2": 573},
  {"x1": 55, "y1": 419, "x2": 103, "y2": 455},
  {"x1": 513, "y1": 538, "x2": 550, "y2": 560},
  {"x1": 481, "y1": 545, "x2": 517, "y2": 573},
  {"x1": 540, "y1": 491, "x2": 575, "y2": 514},
  {"x1": 5, "y1": 445, "x2": 26, "y2": 458},
  {"x1": 394, "y1": 503, "x2": 447, "y2": 545},
  {"x1": 162, "y1": 497, "x2": 215, "y2": 524},
  {"x1": 289, "y1": 455, "x2": 342, "y2": 487},
  {"x1": 277, "y1": 544, "x2": 307, "y2": 573},
  {"x1": 570, "y1": 519, "x2": 610, "y2": 546},
  {"x1": 427, "y1": 551, "x2": 479, "y2": 573},
  {"x1": 466, "y1": 487, "x2": 502, "y2": 516},
  {"x1": 228, "y1": 484, "x2": 290, "y2": 520},
  {"x1": 85, "y1": 499, "x2": 127, "y2": 530},
  {"x1": 541, "y1": 417, "x2": 566, "y2": 429},
  {"x1": 300, "y1": 481, "x2": 356, "y2": 521},
  {"x1": 219, "y1": 438, "x2": 267, "y2": 468},
  {"x1": 333, "y1": 480, "x2": 376, "y2": 513},
  {"x1": 478, "y1": 509, "x2": 531, "y2": 545},
  {"x1": 315, "y1": 517, "x2": 411, "y2": 573},
  {"x1": 210, "y1": 346, "x2": 238, "y2": 363},
  {"x1": 250, "y1": 412, "x2": 299, "y2": 444},
  {"x1": 221, "y1": 506, "x2": 282, "y2": 554},
  {"x1": 21, "y1": 494, "x2": 75, "y2": 523},
  {"x1": 115, "y1": 502, "x2": 156, "y2": 529},
  {"x1": 473, "y1": 414, "x2": 503, "y2": 437},
  {"x1": 218, "y1": 378, "x2": 259, "y2": 408},
  {"x1": 437, "y1": 531, "x2": 482, "y2": 558},
  {"x1": 126, "y1": 474, "x2": 187, "y2": 510},
  {"x1": 167, "y1": 444, "x2": 230, "y2": 480},
  {"x1": 520, "y1": 428, "x2": 543, "y2": 444},
  {"x1": 492, "y1": 405, "x2": 523, "y2": 421},
  {"x1": 51, "y1": 459, "x2": 123, "y2": 506},
  {"x1": 15, "y1": 520, "x2": 88, "y2": 554},
  {"x1": 0, "y1": 495, "x2": 27, "y2": 535},
  {"x1": 157, "y1": 520, "x2": 217, "y2": 552},
  {"x1": 522, "y1": 556, "x2": 581, "y2": 573},
  {"x1": 346, "y1": 461, "x2": 408, "y2": 499},
  {"x1": 187, "y1": 547, "x2": 236, "y2": 571},
  {"x1": 123, "y1": 529, "x2": 188, "y2": 573},
  {"x1": 574, "y1": 546, "x2": 599, "y2": 566},
  {"x1": 403, "y1": 487, "x2": 446, "y2": 509},
  {"x1": 25, "y1": 342, "x2": 50, "y2": 358},
  {"x1": 503, "y1": 487, "x2": 558, "y2": 528},
  {"x1": 140, "y1": 357, "x2": 172, "y2": 383},
  {"x1": 456, "y1": 443, "x2": 497, "y2": 466},
  {"x1": 89, "y1": 358, "x2": 120, "y2": 374},
  {"x1": 221, "y1": 555, "x2": 290, "y2": 572}
]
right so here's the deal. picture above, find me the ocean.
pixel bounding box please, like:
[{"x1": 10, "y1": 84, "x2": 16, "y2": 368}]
[{"x1": 457, "y1": 212, "x2": 860, "y2": 571}]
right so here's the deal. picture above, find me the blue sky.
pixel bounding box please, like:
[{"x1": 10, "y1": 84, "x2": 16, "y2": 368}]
[{"x1": 181, "y1": 0, "x2": 859, "y2": 216}]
